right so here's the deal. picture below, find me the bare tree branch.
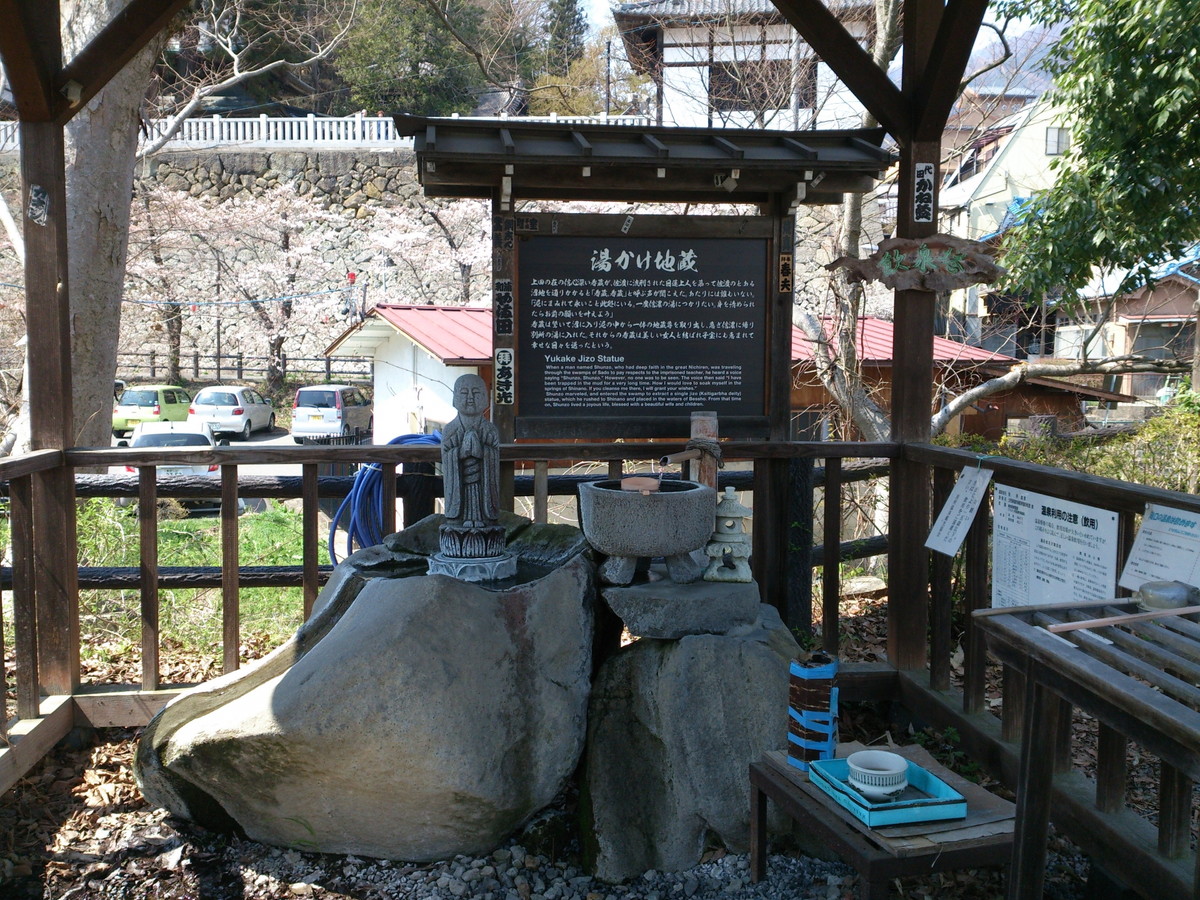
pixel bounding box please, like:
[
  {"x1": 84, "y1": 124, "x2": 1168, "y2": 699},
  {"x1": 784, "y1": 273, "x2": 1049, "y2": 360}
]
[{"x1": 931, "y1": 355, "x2": 1192, "y2": 434}]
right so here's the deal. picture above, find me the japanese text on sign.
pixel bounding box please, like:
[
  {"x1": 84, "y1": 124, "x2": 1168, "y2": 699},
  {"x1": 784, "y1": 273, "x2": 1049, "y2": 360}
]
[
  {"x1": 516, "y1": 235, "x2": 767, "y2": 425},
  {"x1": 494, "y1": 348, "x2": 514, "y2": 406},
  {"x1": 913, "y1": 162, "x2": 935, "y2": 224},
  {"x1": 1120, "y1": 504, "x2": 1200, "y2": 590},
  {"x1": 494, "y1": 280, "x2": 513, "y2": 336},
  {"x1": 925, "y1": 466, "x2": 992, "y2": 556},
  {"x1": 991, "y1": 485, "x2": 1118, "y2": 608}
]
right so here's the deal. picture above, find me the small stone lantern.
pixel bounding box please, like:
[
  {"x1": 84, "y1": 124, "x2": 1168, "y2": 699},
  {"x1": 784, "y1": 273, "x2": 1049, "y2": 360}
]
[{"x1": 703, "y1": 486, "x2": 753, "y2": 583}]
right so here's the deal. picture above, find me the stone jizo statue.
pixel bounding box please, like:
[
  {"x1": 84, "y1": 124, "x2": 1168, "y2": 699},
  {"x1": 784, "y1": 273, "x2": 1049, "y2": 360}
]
[
  {"x1": 441, "y1": 374, "x2": 500, "y2": 530},
  {"x1": 429, "y1": 373, "x2": 514, "y2": 580}
]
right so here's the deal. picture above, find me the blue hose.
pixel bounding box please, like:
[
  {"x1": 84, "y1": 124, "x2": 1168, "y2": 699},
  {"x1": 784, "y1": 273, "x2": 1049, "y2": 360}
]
[{"x1": 328, "y1": 431, "x2": 441, "y2": 564}]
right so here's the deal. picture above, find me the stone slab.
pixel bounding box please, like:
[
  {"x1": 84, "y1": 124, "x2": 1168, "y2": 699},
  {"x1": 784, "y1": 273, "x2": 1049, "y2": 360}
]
[{"x1": 602, "y1": 576, "x2": 761, "y2": 638}]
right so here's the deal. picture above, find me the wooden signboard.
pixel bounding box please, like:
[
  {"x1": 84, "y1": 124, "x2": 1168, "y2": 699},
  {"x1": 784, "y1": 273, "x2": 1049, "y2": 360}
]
[{"x1": 512, "y1": 215, "x2": 773, "y2": 438}]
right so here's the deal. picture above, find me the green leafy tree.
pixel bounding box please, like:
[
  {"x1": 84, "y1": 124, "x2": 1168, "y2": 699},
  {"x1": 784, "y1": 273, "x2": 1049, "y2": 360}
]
[
  {"x1": 998, "y1": 0, "x2": 1200, "y2": 299},
  {"x1": 543, "y1": 0, "x2": 587, "y2": 76},
  {"x1": 333, "y1": 0, "x2": 486, "y2": 115}
]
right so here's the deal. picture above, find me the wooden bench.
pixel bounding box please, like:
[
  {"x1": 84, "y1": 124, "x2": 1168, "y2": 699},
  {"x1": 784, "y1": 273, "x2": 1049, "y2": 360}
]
[{"x1": 750, "y1": 745, "x2": 1015, "y2": 900}]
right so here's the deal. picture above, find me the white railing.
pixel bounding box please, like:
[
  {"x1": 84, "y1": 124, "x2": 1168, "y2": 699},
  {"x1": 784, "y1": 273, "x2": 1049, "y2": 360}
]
[{"x1": 0, "y1": 111, "x2": 651, "y2": 154}]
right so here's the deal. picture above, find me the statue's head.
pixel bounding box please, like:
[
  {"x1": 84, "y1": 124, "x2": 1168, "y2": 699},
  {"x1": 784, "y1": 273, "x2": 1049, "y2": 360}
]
[{"x1": 452, "y1": 374, "x2": 488, "y2": 417}]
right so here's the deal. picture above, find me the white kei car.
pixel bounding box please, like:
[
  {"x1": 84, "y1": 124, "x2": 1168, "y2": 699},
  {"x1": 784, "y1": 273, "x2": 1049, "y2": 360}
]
[{"x1": 188, "y1": 385, "x2": 276, "y2": 440}]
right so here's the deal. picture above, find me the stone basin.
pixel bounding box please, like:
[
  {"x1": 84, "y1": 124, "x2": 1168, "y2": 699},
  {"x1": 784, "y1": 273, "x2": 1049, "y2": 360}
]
[{"x1": 578, "y1": 479, "x2": 716, "y2": 584}]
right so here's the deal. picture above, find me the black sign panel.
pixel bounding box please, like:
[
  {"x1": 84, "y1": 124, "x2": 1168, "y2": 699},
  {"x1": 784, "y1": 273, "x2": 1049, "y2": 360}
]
[{"x1": 516, "y1": 235, "x2": 768, "y2": 434}]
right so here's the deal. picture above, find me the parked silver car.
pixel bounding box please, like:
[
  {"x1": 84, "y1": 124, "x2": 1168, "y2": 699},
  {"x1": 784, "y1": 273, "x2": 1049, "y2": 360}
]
[
  {"x1": 112, "y1": 421, "x2": 243, "y2": 514},
  {"x1": 188, "y1": 385, "x2": 275, "y2": 440},
  {"x1": 290, "y1": 384, "x2": 373, "y2": 442}
]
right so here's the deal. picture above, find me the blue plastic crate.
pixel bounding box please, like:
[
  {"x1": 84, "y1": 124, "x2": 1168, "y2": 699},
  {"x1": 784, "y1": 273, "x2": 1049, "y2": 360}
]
[{"x1": 808, "y1": 757, "x2": 967, "y2": 827}]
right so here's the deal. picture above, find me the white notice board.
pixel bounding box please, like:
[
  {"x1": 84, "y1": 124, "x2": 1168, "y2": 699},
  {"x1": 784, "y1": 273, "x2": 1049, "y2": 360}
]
[
  {"x1": 991, "y1": 485, "x2": 1119, "y2": 608},
  {"x1": 925, "y1": 467, "x2": 993, "y2": 556},
  {"x1": 1119, "y1": 504, "x2": 1200, "y2": 590}
]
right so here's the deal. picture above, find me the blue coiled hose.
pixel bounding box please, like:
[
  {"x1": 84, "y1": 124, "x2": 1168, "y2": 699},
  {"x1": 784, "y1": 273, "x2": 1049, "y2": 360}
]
[{"x1": 328, "y1": 431, "x2": 442, "y2": 564}]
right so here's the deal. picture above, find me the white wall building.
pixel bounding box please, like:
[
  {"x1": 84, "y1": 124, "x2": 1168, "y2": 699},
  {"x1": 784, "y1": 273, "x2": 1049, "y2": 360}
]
[
  {"x1": 938, "y1": 97, "x2": 1072, "y2": 351},
  {"x1": 614, "y1": 0, "x2": 871, "y2": 130},
  {"x1": 325, "y1": 305, "x2": 493, "y2": 443}
]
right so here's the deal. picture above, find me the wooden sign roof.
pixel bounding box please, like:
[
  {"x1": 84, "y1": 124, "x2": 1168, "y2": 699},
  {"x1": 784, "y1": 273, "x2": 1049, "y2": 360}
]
[{"x1": 392, "y1": 113, "x2": 894, "y2": 206}]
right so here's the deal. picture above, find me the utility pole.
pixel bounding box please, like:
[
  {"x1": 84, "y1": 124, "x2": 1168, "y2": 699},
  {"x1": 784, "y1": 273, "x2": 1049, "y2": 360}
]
[{"x1": 605, "y1": 40, "x2": 612, "y2": 116}]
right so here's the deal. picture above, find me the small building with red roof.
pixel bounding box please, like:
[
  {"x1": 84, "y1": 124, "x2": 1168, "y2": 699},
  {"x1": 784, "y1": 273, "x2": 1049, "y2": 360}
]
[{"x1": 328, "y1": 305, "x2": 1129, "y2": 442}]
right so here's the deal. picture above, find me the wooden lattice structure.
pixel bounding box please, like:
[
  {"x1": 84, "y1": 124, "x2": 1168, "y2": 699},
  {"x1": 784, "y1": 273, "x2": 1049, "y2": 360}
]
[{"x1": 6, "y1": 3, "x2": 1200, "y2": 899}]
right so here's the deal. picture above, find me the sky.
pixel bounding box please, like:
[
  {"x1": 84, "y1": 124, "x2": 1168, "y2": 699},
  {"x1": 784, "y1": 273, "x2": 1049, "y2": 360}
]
[{"x1": 586, "y1": 0, "x2": 615, "y2": 33}]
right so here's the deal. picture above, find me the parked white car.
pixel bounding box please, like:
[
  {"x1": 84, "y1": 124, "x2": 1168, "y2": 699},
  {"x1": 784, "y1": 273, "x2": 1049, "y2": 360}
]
[
  {"x1": 290, "y1": 383, "x2": 373, "y2": 442},
  {"x1": 112, "y1": 421, "x2": 243, "y2": 514},
  {"x1": 188, "y1": 385, "x2": 275, "y2": 440}
]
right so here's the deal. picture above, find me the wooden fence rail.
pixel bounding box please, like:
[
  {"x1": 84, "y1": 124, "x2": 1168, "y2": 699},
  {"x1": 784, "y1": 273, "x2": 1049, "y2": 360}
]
[
  {"x1": 909, "y1": 442, "x2": 1200, "y2": 900},
  {"x1": 115, "y1": 351, "x2": 373, "y2": 385}
]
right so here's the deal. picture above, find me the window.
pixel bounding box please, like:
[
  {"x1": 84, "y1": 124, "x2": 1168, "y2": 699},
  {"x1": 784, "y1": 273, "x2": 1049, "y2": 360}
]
[
  {"x1": 709, "y1": 58, "x2": 810, "y2": 113},
  {"x1": 1045, "y1": 127, "x2": 1070, "y2": 155}
]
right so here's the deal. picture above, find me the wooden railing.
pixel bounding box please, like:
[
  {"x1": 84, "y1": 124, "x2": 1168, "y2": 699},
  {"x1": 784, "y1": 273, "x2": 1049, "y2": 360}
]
[
  {"x1": 0, "y1": 440, "x2": 891, "y2": 761},
  {"x1": 907, "y1": 442, "x2": 1200, "y2": 900},
  {"x1": 7, "y1": 438, "x2": 1197, "y2": 896},
  {"x1": 115, "y1": 350, "x2": 373, "y2": 385}
]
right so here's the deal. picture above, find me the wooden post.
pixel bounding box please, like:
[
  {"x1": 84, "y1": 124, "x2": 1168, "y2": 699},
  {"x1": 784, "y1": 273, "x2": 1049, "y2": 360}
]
[
  {"x1": 21, "y1": 120, "x2": 80, "y2": 696},
  {"x1": 887, "y1": 0, "x2": 942, "y2": 668},
  {"x1": 821, "y1": 457, "x2": 842, "y2": 656},
  {"x1": 691, "y1": 410, "x2": 718, "y2": 491},
  {"x1": 756, "y1": 195, "x2": 797, "y2": 611},
  {"x1": 786, "y1": 458, "x2": 815, "y2": 633},
  {"x1": 221, "y1": 464, "x2": 240, "y2": 674},
  {"x1": 534, "y1": 460, "x2": 549, "y2": 524},
  {"x1": 9, "y1": 475, "x2": 38, "y2": 720},
  {"x1": 964, "y1": 489, "x2": 990, "y2": 712},
  {"x1": 930, "y1": 466, "x2": 954, "y2": 691},
  {"x1": 491, "y1": 194, "x2": 516, "y2": 509},
  {"x1": 139, "y1": 467, "x2": 159, "y2": 691},
  {"x1": 302, "y1": 463, "x2": 319, "y2": 619},
  {"x1": 1007, "y1": 671, "x2": 1059, "y2": 900}
]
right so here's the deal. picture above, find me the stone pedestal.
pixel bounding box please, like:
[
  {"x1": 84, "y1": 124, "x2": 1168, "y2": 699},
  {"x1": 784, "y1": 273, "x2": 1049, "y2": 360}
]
[
  {"x1": 584, "y1": 602, "x2": 799, "y2": 882},
  {"x1": 427, "y1": 551, "x2": 517, "y2": 581},
  {"x1": 601, "y1": 576, "x2": 761, "y2": 640}
]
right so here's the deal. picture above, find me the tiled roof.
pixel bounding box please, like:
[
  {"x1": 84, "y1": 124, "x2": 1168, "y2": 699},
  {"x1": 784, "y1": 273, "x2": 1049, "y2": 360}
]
[
  {"x1": 615, "y1": 0, "x2": 782, "y2": 17},
  {"x1": 392, "y1": 113, "x2": 892, "y2": 205},
  {"x1": 791, "y1": 317, "x2": 1015, "y2": 365}
]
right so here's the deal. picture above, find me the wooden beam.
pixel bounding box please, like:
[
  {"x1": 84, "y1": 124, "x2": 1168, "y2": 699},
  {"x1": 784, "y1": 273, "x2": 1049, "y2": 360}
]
[
  {"x1": 570, "y1": 131, "x2": 593, "y2": 156},
  {"x1": 57, "y1": 0, "x2": 192, "y2": 125},
  {"x1": 642, "y1": 133, "x2": 669, "y2": 157},
  {"x1": 302, "y1": 464, "x2": 319, "y2": 618},
  {"x1": 0, "y1": 696, "x2": 74, "y2": 796},
  {"x1": 771, "y1": 0, "x2": 909, "y2": 141},
  {"x1": 781, "y1": 137, "x2": 817, "y2": 159},
  {"x1": 913, "y1": 0, "x2": 990, "y2": 142},
  {"x1": 712, "y1": 135, "x2": 744, "y2": 158},
  {"x1": 9, "y1": 476, "x2": 38, "y2": 721},
  {"x1": 0, "y1": 0, "x2": 62, "y2": 121},
  {"x1": 72, "y1": 686, "x2": 184, "y2": 728},
  {"x1": 139, "y1": 467, "x2": 160, "y2": 691}
]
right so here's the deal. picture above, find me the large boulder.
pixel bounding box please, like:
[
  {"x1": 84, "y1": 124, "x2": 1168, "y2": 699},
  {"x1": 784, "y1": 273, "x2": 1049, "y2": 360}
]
[
  {"x1": 583, "y1": 605, "x2": 798, "y2": 882},
  {"x1": 136, "y1": 519, "x2": 594, "y2": 861}
]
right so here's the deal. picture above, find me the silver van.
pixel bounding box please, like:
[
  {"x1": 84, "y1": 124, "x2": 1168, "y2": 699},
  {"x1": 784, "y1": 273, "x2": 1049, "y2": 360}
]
[{"x1": 290, "y1": 384, "x2": 373, "y2": 442}]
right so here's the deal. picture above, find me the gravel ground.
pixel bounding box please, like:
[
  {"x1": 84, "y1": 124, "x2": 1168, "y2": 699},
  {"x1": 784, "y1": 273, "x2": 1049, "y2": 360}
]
[{"x1": 0, "y1": 725, "x2": 1091, "y2": 900}]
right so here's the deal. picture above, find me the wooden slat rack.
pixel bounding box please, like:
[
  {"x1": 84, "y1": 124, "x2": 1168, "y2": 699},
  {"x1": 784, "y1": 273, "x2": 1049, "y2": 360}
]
[{"x1": 974, "y1": 599, "x2": 1200, "y2": 900}]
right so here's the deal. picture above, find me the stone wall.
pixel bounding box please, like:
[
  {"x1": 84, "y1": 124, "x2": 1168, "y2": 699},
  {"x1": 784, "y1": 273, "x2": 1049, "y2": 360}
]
[{"x1": 139, "y1": 148, "x2": 423, "y2": 214}]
